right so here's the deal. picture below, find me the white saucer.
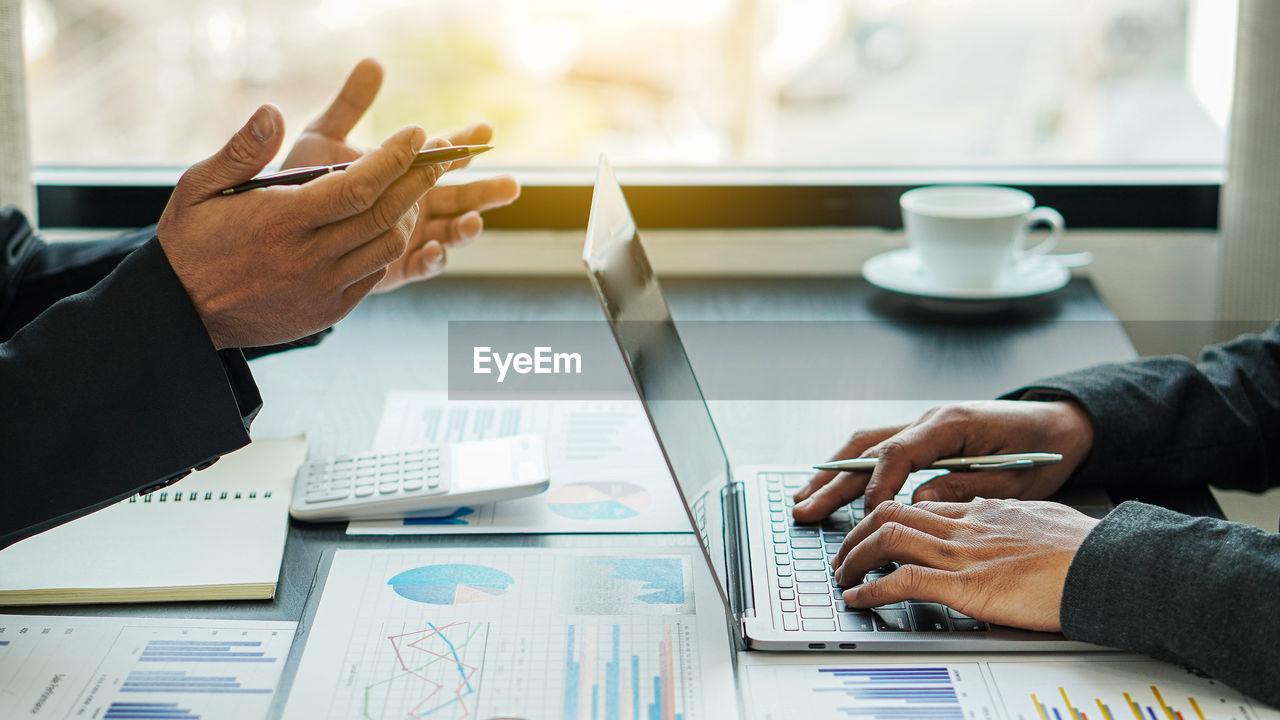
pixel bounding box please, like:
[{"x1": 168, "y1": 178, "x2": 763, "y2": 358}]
[{"x1": 862, "y1": 249, "x2": 1071, "y2": 301}]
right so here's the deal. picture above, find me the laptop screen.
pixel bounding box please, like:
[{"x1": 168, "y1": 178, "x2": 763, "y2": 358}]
[{"x1": 582, "y1": 157, "x2": 734, "y2": 605}]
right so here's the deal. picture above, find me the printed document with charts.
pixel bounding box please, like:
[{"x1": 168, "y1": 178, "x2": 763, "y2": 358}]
[
  {"x1": 280, "y1": 545, "x2": 736, "y2": 719},
  {"x1": 346, "y1": 391, "x2": 689, "y2": 535},
  {"x1": 0, "y1": 615, "x2": 296, "y2": 719},
  {"x1": 738, "y1": 653, "x2": 1280, "y2": 720}
]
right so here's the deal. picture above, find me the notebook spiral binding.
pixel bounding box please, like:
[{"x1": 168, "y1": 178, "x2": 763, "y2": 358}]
[{"x1": 128, "y1": 490, "x2": 272, "y2": 503}]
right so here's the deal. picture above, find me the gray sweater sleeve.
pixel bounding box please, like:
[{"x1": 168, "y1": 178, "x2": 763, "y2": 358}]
[
  {"x1": 1008, "y1": 321, "x2": 1280, "y2": 494},
  {"x1": 1000, "y1": 323, "x2": 1280, "y2": 706},
  {"x1": 1063, "y1": 501, "x2": 1280, "y2": 706}
]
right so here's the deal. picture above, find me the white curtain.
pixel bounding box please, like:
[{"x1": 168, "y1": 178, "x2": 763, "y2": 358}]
[
  {"x1": 0, "y1": 0, "x2": 34, "y2": 222},
  {"x1": 1216, "y1": 0, "x2": 1280, "y2": 326}
]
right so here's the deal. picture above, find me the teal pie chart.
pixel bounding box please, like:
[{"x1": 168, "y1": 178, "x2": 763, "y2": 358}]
[
  {"x1": 546, "y1": 481, "x2": 652, "y2": 520},
  {"x1": 388, "y1": 564, "x2": 514, "y2": 605}
]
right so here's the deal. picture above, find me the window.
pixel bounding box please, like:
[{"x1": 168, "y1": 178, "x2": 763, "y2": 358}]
[{"x1": 24, "y1": 0, "x2": 1235, "y2": 169}]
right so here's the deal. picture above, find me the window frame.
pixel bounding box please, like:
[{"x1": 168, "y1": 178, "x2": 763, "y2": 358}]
[{"x1": 34, "y1": 166, "x2": 1221, "y2": 231}]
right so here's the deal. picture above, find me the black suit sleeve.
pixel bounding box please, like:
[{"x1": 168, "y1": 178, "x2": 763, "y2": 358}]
[
  {"x1": 0, "y1": 213, "x2": 261, "y2": 549},
  {"x1": 1002, "y1": 322, "x2": 1280, "y2": 706},
  {"x1": 0, "y1": 226, "x2": 155, "y2": 340},
  {"x1": 0, "y1": 212, "x2": 329, "y2": 357}
]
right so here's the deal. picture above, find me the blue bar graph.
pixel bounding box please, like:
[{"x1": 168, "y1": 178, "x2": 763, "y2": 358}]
[
  {"x1": 815, "y1": 667, "x2": 965, "y2": 720},
  {"x1": 631, "y1": 655, "x2": 640, "y2": 720},
  {"x1": 563, "y1": 624, "x2": 683, "y2": 720},
  {"x1": 121, "y1": 670, "x2": 273, "y2": 695},
  {"x1": 649, "y1": 676, "x2": 660, "y2": 720},
  {"x1": 830, "y1": 688, "x2": 958, "y2": 702},
  {"x1": 837, "y1": 710, "x2": 964, "y2": 720},
  {"x1": 820, "y1": 667, "x2": 953, "y2": 683},
  {"x1": 137, "y1": 639, "x2": 276, "y2": 663},
  {"x1": 104, "y1": 701, "x2": 200, "y2": 719},
  {"x1": 565, "y1": 626, "x2": 580, "y2": 720},
  {"x1": 606, "y1": 625, "x2": 620, "y2": 720}
]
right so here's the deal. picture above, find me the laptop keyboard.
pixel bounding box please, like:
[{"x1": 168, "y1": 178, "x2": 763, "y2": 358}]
[{"x1": 762, "y1": 472, "x2": 989, "y2": 634}]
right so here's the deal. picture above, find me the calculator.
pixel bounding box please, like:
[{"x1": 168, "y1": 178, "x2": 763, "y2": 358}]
[{"x1": 288, "y1": 435, "x2": 550, "y2": 521}]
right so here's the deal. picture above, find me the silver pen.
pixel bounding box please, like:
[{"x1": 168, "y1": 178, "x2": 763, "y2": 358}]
[{"x1": 813, "y1": 452, "x2": 1063, "y2": 472}]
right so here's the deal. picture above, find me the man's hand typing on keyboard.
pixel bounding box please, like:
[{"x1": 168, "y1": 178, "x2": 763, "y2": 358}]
[
  {"x1": 827, "y1": 498, "x2": 1097, "y2": 632},
  {"x1": 773, "y1": 328, "x2": 1280, "y2": 706},
  {"x1": 791, "y1": 399, "x2": 1094, "y2": 521},
  {"x1": 788, "y1": 399, "x2": 1098, "y2": 632}
]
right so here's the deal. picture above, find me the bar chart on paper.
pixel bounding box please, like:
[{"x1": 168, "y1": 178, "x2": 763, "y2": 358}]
[
  {"x1": 0, "y1": 615, "x2": 295, "y2": 720},
  {"x1": 288, "y1": 615, "x2": 701, "y2": 720},
  {"x1": 1029, "y1": 684, "x2": 1202, "y2": 720},
  {"x1": 280, "y1": 548, "x2": 734, "y2": 720},
  {"x1": 988, "y1": 660, "x2": 1276, "y2": 720},
  {"x1": 744, "y1": 663, "x2": 997, "y2": 720},
  {"x1": 560, "y1": 621, "x2": 696, "y2": 720},
  {"x1": 743, "y1": 659, "x2": 1280, "y2": 720}
]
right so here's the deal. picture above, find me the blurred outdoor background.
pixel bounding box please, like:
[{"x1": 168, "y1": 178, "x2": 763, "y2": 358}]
[{"x1": 21, "y1": 0, "x2": 1237, "y2": 168}]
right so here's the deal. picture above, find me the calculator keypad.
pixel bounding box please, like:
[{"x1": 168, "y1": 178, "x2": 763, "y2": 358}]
[{"x1": 300, "y1": 448, "x2": 444, "y2": 504}]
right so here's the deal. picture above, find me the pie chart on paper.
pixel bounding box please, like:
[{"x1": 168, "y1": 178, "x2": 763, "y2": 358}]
[
  {"x1": 388, "y1": 564, "x2": 514, "y2": 605},
  {"x1": 545, "y1": 481, "x2": 653, "y2": 520}
]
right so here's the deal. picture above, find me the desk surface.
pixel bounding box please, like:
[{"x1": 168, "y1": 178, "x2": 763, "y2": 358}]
[{"x1": 9, "y1": 275, "x2": 1218, "y2": 625}]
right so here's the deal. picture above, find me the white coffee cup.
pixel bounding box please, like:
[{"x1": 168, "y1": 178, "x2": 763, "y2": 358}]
[{"x1": 900, "y1": 185, "x2": 1064, "y2": 290}]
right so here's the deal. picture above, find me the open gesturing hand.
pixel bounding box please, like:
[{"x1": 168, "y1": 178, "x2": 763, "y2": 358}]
[
  {"x1": 282, "y1": 58, "x2": 520, "y2": 292},
  {"x1": 157, "y1": 105, "x2": 444, "y2": 349}
]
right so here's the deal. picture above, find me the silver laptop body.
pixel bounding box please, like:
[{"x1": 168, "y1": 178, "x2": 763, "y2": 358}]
[{"x1": 581, "y1": 156, "x2": 1104, "y2": 652}]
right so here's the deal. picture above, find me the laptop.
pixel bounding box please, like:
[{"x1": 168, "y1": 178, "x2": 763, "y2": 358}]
[{"x1": 581, "y1": 156, "x2": 1106, "y2": 652}]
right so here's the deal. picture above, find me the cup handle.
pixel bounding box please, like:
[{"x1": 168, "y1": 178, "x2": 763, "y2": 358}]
[{"x1": 1019, "y1": 206, "x2": 1064, "y2": 258}]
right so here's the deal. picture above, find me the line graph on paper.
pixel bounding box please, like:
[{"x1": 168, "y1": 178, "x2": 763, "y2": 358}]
[
  {"x1": 281, "y1": 549, "x2": 731, "y2": 720},
  {"x1": 359, "y1": 621, "x2": 489, "y2": 720}
]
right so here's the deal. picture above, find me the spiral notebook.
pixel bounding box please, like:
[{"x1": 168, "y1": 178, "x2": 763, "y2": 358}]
[{"x1": 0, "y1": 436, "x2": 305, "y2": 605}]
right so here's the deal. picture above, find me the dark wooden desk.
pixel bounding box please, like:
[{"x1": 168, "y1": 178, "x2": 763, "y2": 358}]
[{"x1": 9, "y1": 276, "x2": 1221, "y2": 625}]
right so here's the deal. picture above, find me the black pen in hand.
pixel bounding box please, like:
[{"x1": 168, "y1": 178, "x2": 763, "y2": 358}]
[{"x1": 220, "y1": 144, "x2": 493, "y2": 196}]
